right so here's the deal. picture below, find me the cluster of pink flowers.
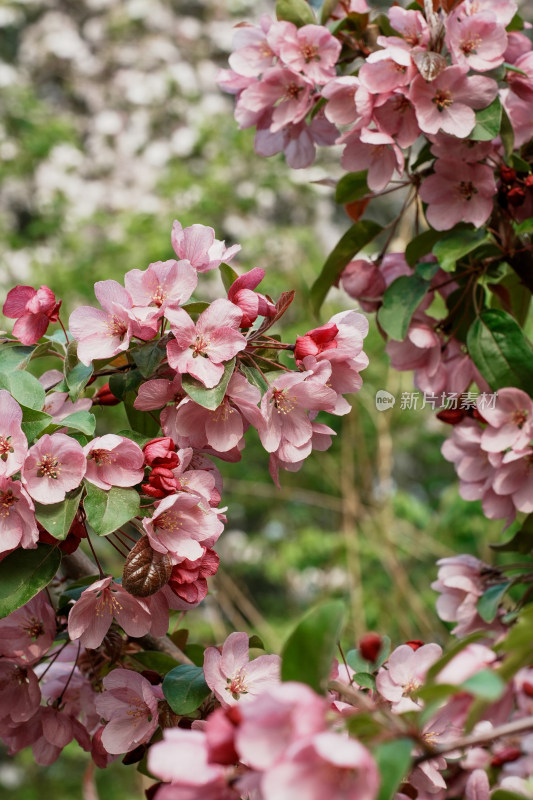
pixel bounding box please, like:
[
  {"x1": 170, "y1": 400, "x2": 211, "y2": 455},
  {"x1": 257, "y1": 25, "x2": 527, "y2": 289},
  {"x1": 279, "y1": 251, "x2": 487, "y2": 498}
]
[
  {"x1": 221, "y1": 0, "x2": 533, "y2": 230},
  {"x1": 442, "y1": 387, "x2": 533, "y2": 526}
]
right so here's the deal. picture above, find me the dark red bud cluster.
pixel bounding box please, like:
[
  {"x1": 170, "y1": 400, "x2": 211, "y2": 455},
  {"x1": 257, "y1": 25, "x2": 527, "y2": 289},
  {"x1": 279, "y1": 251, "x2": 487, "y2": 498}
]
[
  {"x1": 142, "y1": 437, "x2": 181, "y2": 498},
  {"x1": 38, "y1": 511, "x2": 87, "y2": 554},
  {"x1": 498, "y1": 164, "x2": 533, "y2": 212},
  {"x1": 92, "y1": 382, "x2": 120, "y2": 406},
  {"x1": 358, "y1": 632, "x2": 382, "y2": 663},
  {"x1": 405, "y1": 640, "x2": 425, "y2": 651},
  {"x1": 436, "y1": 406, "x2": 486, "y2": 425}
]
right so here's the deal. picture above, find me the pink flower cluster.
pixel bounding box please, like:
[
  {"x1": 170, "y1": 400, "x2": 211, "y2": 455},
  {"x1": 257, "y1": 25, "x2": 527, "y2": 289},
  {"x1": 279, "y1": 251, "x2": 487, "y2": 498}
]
[
  {"x1": 221, "y1": 1, "x2": 533, "y2": 231},
  {"x1": 442, "y1": 387, "x2": 533, "y2": 526}
]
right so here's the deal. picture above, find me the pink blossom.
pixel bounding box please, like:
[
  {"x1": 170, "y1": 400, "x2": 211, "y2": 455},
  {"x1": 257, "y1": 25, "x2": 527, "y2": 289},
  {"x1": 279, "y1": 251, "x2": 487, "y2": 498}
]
[
  {"x1": 261, "y1": 732, "x2": 380, "y2": 800},
  {"x1": 228, "y1": 15, "x2": 276, "y2": 77},
  {"x1": 359, "y1": 44, "x2": 415, "y2": 93},
  {"x1": 341, "y1": 258, "x2": 386, "y2": 312},
  {"x1": 42, "y1": 392, "x2": 92, "y2": 423},
  {"x1": 0, "y1": 390, "x2": 28, "y2": 478},
  {"x1": 143, "y1": 491, "x2": 224, "y2": 561},
  {"x1": 169, "y1": 373, "x2": 263, "y2": 453},
  {"x1": 479, "y1": 388, "x2": 533, "y2": 452},
  {"x1": 149, "y1": 728, "x2": 232, "y2": 797},
  {"x1": 409, "y1": 66, "x2": 498, "y2": 138},
  {"x1": 432, "y1": 554, "x2": 504, "y2": 637},
  {"x1": 0, "y1": 661, "x2": 41, "y2": 723},
  {"x1": 31, "y1": 707, "x2": 91, "y2": 766},
  {"x1": 294, "y1": 322, "x2": 339, "y2": 365},
  {"x1": 171, "y1": 220, "x2": 240, "y2": 273},
  {"x1": 270, "y1": 22, "x2": 341, "y2": 84},
  {"x1": 254, "y1": 112, "x2": 338, "y2": 169},
  {"x1": 235, "y1": 68, "x2": 314, "y2": 133},
  {"x1": 166, "y1": 299, "x2": 246, "y2": 389},
  {"x1": 376, "y1": 642, "x2": 442, "y2": 712},
  {"x1": 203, "y1": 631, "x2": 281, "y2": 707},
  {"x1": 67, "y1": 576, "x2": 152, "y2": 648},
  {"x1": 234, "y1": 682, "x2": 327, "y2": 771},
  {"x1": 95, "y1": 668, "x2": 161, "y2": 754},
  {"x1": 492, "y1": 448, "x2": 533, "y2": 514},
  {"x1": 506, "y1": 51, "x2": 533, "y2": 103},
  {"x1": 465, "y1": 769, "x2": 490, "y2": 800},
  {"x1": 3, "y1": 284, "x2": 61, "y2": 345},
  {"x1": 69, "y1": 280, "x2": 154, "y2": 366},
  {"x1": 259, "y1": 371, "x2": 337, "y2": 455},
  {"x1": 0, "y1": 591, "x2": 56, "y2": 665},
  {"x1": 0, "y1": 476, "x2": 38, "y2": 553},
  {"x1": 124, "y1": 259, "x2": 197, "y2": 314},
  {"x1": 21, "y1": 433, "x2": 86, "y2": 505},
  {"x1": 322, "y1": 76, "x2": 364, "y2": 126},
  {"x1": 83, "y1": 434, "x2": 144, "y2": 490},
  {"x1": 227, "y1": 267, "x2": 276, "y2": 328},
  {"x1": 134, "y1": 374, "x2": 184, "y2": 411},
  {"x1": 340, "y1": 129, "x2": 404, "y2": 192},
  {"x1": 143, "y1": 437, "x2": 179, "y2": 469},
  {"x1": 388, "y1": 6, "x2": 430, "y2": 48},
  {"x1": 437, "y1": 643, "x2": 497, "y2": 685},
  {"x1": 420, "y1": 159, "x2": 496, "y2": 230},
  {"x1": 446, "y1": 10, "x2": 508, "y2": 72}
]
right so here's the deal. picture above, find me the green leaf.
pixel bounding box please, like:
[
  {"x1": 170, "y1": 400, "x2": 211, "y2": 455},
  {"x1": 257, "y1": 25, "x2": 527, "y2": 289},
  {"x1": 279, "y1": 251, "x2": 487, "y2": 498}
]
[
  {"x1": 433, "y1": 228, "x2": 490, "y2": 272},
  {"x1": 405, "y1": 230, "x2": 442, "y2": 268},
  {"x1": 84, "y1": 483, "x2": 140, "y2": 536},
  {"x1": 310, "y1": 221, "x2": 383, "y2": 314},
  {"x1": 477, "y1": 582, "x2": 511, "y2": 623},
  {"x1": 0, "y1": 344, "x2": 35, "y2": 372},
  {"x1": 354, "y1": 671, "x2": 376, "y2": 690},
  {"x1": 249, "y1": 634, "x2": 265, "y2": 650},
  {"x1": 345, "y1": 712, "x2": 383, "y2": 741},
  {"x1": 500, "y1": 107, "x2": 514, "y2": 160},
  {"x1": 58, "y1": 411, "x2": 96, "y2": 436},
  {"x1": 276, "y1": 0, "x2": 316, "y2": 26},
  {"x1": 321, "y1": 0, "x2": 340, "y2": 24},
  {"x1": 20, "y1": 406, "x2": 53, "y2": 440},
  {"x1": 281, "y1": 600, "x2": 345, "y2": 694},
  {"x1": 116, "y1": 429, "x2": 153, "y2": 448},
  {"x1": 378, "y1": 263, "x2": 439, "y2": 341},
  {"x1": 108, "y1": 368, "x2": 143, "y2": 401},
  {"x1": 220, "y1": 263, "x2": 239, "y2": 293},
  {"x1": 511, "y1": 154, "x2": 530, "y2": 173},
  {"x1": 162, "y1": 664, "x2": 211, "y2": 715},
  {"x1": 506, "y1": 12, "x2": 524, "y2": 31},
  {"x1": 34, "y1": 486, "x2": 84, "y2": 541},
  {"x1": 515, "y1": 219, "x2": 533, "y2": 236},
  {"x1": 492, "y1": 792, "x2": 532, "y2": 800},
  {"x1": 182, "y1": 301, "x2": 210, "y2": 315},
  {"x1": 470, "y1": 98, "x2": 502, "y2": 141},
  {"x1": 182, "y1": 358, "x2": 235, "y2": 411},
  {"x1": 132, "y1": 341, "x2": 165, "y2": 379},
  {"x1": 239, "y1": 363, "x2": 268, "y2": 394},
  {"x1": 462, "y1": 669, "x2": 505, "y2": 700},
  {"x1": 374, "y1": 738, "x2": 413, "y2": 800},
  {"x1": 466, "y1": 309, "x2": 533, "y2": 394},
  {"x1": 0, "y1": 371, "x2": 45, "y2": 410},
  {"x1": 0, "y1": 544, "x2": 62, "y2": 618},
  {"x1": 335, "y1": 171, "x2": 369, "y2": 204},
  {"x1": 65, "y1": 342, "x2": 93, "y2": 402},
  {"x1": 130, "y1": 651, "x2": 180, "y2": 675},
  {"x1": 124, "y1": 399, "x2": 161, "y2": 438},
  {"x1": 491, "y1": 515, "x2": 533, "y2": 554}
]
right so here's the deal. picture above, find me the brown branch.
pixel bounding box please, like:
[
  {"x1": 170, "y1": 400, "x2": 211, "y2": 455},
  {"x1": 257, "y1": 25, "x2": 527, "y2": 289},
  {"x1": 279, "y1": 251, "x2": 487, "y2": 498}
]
[{"x1": 61, "y1": 550, "x2": 193, "y2": 666}]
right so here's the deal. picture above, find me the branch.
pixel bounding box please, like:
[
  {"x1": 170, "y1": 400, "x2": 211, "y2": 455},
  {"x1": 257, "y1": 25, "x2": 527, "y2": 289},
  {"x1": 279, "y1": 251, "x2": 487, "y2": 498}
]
[
  {"x1": 61, "y1": 550, "x2": 193, "y2": 666},
  {"x1": 415, "y1": 715, "x2": 533, "y2": 764}
]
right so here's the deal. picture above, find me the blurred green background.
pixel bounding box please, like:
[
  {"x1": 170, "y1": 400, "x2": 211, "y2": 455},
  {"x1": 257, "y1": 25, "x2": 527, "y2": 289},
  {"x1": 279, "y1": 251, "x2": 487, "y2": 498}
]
[{"x1": 0, "y1": 0, "x2": 522, "y2": 796}]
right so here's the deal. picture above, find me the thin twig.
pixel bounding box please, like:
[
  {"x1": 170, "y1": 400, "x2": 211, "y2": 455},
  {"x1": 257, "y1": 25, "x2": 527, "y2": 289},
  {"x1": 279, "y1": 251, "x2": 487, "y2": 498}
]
[{"x1": 415, "y1": 715, "x2": 533, "y2": 764}]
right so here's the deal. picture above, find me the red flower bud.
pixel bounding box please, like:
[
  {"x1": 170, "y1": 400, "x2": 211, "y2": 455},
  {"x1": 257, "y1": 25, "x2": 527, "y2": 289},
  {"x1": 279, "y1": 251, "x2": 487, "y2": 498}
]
[
  {"x1": 507, "y1": 186, "x2": 526, "y2": 207},
  {"x1": 436, "y1": 408, "x2": 468, "y2": 425},
  {"x1": 358, "y1": 632, "x2": 382, "y2": 663},
  {"x1": 294, "y1": 322, "x2": 338, "y2": 365},
  {"x1": 500, "y1": 165, "x2": 516, "y2": 184},
  {"x1": 143, "y1": 437, "x2": 179, "y2": 468},
  {"x1": 92, "y1": 382, "x2": 120, "y2": 406},
  {"x1": 491, "y1": 746, "x2": 522, "y2": 766},
  {"x1": 405, "y1": 640, "x2": 424, "y2": 651}
]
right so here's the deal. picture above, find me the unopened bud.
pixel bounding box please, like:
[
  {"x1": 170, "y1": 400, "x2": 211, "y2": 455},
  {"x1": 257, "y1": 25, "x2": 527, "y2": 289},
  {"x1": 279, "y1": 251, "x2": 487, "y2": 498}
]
[{"x1": 358, "y1": 632, "x2": 382, "y2": 663}]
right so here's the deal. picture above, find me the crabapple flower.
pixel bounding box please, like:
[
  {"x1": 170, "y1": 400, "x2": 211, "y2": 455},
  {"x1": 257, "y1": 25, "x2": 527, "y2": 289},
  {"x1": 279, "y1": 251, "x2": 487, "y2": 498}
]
[
  {"x1": 0, "y1": 592, "x2": 56, "y2": 665},
  {"x1": 432, "y1": 554, "x2": 505, "y2": 637},
  {"x1": 166, "y1": 299, "x2": 246, "y2": 389},
  {"x1": 124, "y1": 258, "x2": 197, "y2": 313},
  {"x1": 0, "y1": 390, "x2": 28, "y2": 478},
  {"x1": 254, "y1": 112, "x2": 338, "y2": 169},
  {"x1": 228, "y1": 15, "x2": 276, "y2": 77},
  {"x1": 143, "y1": 491, "x2": 224, "y2": 561},
  {"x1": 262, "y1": 732, "x2": 380, "y2": 800},
  {"x1": 340, "y1": 129, "x2": 404, "y2": 193},
  {"x1": 149, "y1": 728, "x2": 233, "y2": 798},
  {"x1": 235, "y1": 68, "x2": 314, "y2": 133},
  {"x1": 269, "y1": 22, "x2": 341, "y2": 84},
  {"x1": 227, "y1": 268, "x2": 276, "y2": 328},
  {"x1": 171, "y1": 220, "x2": 240, "y2": 273},
  {"x1": 21, "y1": 433, "x2": 86, "y2": 505},
  {"x1": 341, "y1": 259, "x2": 386, "y2": 312},
  {"x1": 3, "y1": 284, "x2": 61, "y2": 345},
  {"x1": 83, "y1": 434, "x2": 144, "y2": 490},
  {"x1": 67, "y1": 576, "x2": 152, "y2": 648},
  {"x1": 0, "y1": 662, "x2": 41, "y2": 723},
  {"x1": 376, "y1": 642, "x2": 442, "y2": 712},
  {"x1": 41, "y1": 392, "x2": 92, "y2": 423},
  {"x1": 133, "y1": 374, "x2": 184, "y2": 411},
  {"x1": 143, "y1": 437, "x2": 179, "y2": 469},
  {"x1": 203, "y1": 631, "x2": 281, "y2": 707},
  {"x1": 420, "y1": 159, "x2": 497, "y2": 230},
  {"x1": 95, "y1": 669, "x2": 161, "y2": 754},
  {"x1": 69, "y1": 280, "x2": 155, "y2": 366},
  {"x1": 479, "y1": 388, "x2": 533, "y2": 453},
  {"x1": 0, "y1": 477, "x2": 39, "y2": 553},
  {"x1": 409, "y1": 66, "x2": 498, "y2": 138},
  {"x1": 446, "y1": 10, "x2": 508, "y2": 72}
]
